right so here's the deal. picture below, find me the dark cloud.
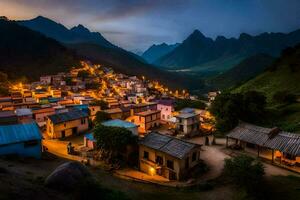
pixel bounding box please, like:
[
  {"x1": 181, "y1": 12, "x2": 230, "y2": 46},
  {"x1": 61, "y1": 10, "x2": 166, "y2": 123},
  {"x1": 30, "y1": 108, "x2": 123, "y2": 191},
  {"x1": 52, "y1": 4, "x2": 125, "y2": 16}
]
[{"x1": 1, "y1": 0, "x2": 300, "y2": 51}]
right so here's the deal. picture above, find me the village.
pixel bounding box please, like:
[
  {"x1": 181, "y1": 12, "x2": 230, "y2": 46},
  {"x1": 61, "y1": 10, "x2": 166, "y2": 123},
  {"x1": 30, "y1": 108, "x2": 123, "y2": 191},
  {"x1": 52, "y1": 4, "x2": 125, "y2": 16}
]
[{"x1": 0, "y1": 60, "x2": 299, "y2": 191}]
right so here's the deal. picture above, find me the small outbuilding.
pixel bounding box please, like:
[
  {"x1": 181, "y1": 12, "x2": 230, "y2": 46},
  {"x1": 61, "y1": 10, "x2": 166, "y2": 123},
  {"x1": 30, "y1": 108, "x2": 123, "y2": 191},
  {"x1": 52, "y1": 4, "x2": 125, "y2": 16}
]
[{"x1": 0, "y1": 122, "x2": 42, "y2": 158}]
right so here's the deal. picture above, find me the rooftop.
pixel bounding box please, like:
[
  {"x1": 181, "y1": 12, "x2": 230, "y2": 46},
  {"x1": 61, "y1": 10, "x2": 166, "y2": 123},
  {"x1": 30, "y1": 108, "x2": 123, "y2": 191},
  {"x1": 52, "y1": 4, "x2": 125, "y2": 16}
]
[
  {"x1": 15, "y1": 108, "x2": 33, "y2": 116},
  {"x1": 136, "y1": 110, "x2": 160, "y2": 117},
  {"x1": 102, "y1": 119, "x2": 137, "y2": 128},
  {"x1": 48, "y1": 110, "x2": 88, "y2": 124},
  {"x1": 176, "y1": 112, "x2": 199, "y2": 119},
  {"x1": 227, "y1": 122, "x2": 300, "y2": 156},
  {"x1": 0, "y1": 122, "x2": 41, "y2": 146},
  {"x1": 139, "y1": 132, "x2": 200, "y2": 159}
]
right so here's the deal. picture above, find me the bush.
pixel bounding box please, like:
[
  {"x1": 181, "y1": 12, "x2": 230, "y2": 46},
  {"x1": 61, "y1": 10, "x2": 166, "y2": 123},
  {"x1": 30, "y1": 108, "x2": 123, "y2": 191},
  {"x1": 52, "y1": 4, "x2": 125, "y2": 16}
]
[
  {"x1": 273, "y1": 91, "x2": 297, "y2": 104},
  {"x1": 223, "y1": 155, "x2": 265, "y2": 191}
]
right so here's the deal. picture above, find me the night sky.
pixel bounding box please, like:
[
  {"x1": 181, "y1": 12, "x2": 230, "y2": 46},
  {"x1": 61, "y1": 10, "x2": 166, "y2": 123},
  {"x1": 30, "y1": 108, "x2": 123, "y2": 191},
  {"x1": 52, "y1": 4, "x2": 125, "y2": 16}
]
[{"x1": 1, "y1": 0, "x2": 300, "y2": 51}]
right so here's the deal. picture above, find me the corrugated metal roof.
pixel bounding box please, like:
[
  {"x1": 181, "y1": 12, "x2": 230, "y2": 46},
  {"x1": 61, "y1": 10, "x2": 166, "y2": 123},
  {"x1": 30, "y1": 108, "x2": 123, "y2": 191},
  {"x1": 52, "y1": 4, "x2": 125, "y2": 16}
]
[
  {"x1": 0, "y1": 122, "x2": 41, "y2": 146},
  {"x1": 48, "y1": 110, "x2": 88, "y2": 124},
  {"x1": 140, "y1": 132, "x2": 200, "y2": 159},
  {"x1": 227, "y1": 122, "x2": 300, "y2": 156}
]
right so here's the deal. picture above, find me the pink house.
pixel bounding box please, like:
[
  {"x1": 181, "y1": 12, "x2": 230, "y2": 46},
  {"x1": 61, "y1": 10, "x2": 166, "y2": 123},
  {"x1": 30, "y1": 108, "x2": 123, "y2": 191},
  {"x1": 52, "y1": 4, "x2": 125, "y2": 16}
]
[{"x1": 156, "y1": 99, "x2": 174, "y2": 123}]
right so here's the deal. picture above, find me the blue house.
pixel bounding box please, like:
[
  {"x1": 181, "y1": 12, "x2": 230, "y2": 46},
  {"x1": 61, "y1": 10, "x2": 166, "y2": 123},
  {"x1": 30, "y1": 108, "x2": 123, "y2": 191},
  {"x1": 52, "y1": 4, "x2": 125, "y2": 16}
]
[{"x1": 0, "y1": 122, "x2": 42, "y2": 159}]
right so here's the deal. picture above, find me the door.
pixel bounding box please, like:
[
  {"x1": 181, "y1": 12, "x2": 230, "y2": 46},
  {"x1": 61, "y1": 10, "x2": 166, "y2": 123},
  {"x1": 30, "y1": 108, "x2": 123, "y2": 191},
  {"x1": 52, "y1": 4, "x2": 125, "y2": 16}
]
[
  {"x1": 61, "y1": 130, "x2": 65, "y2": 138},
  {"x1": 169, "y1": 171, "x2": 177, "y2": 180},
  {"x1": 72, "y1": 127, "x2": 77, "y2": 135}
]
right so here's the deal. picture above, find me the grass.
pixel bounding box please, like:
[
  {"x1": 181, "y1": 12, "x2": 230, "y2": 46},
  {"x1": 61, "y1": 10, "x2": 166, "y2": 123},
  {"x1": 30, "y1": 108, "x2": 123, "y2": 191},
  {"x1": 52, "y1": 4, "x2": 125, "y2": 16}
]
[{"x1": 263, "y1": 175, "x2": 300, "y2": 200}]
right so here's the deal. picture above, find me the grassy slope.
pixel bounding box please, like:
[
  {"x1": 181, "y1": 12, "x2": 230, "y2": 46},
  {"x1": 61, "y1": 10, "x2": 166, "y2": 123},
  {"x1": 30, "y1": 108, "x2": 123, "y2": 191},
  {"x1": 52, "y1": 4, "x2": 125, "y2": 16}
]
[
  {"x1": 233, "y1": 45, "x2": 300, "y2": 132},
  {"x1": 235, "y1": 64, "x2": 300, "y2": 102},
  {"x1": 208, "y1": 54, "x2": 274, "y2": 90}
]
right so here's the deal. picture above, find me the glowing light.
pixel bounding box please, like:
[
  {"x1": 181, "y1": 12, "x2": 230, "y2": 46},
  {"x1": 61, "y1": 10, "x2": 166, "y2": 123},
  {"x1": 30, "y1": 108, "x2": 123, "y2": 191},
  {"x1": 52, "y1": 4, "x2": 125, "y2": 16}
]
[{"x1": 149, "y1": 167, "x2": 155, "y2": 176}]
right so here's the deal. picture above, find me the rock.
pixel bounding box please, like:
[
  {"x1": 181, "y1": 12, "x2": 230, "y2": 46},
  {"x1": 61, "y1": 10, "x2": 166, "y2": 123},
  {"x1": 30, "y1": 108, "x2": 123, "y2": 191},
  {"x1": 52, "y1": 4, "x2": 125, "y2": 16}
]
[{"x1": 45, "y1": 161, "x2": 92, "y2": 190}]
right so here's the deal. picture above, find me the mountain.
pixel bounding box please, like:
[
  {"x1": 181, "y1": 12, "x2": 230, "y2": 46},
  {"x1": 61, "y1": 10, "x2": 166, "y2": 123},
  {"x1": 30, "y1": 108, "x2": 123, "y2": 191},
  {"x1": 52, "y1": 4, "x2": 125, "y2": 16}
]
[
  {"x1": 67, "y1": 43, "x2": 201, "y2": 90},
  {"x1": 0, "y1": 19, "x2": 79, "y2": 80},
  {"x1": 18, "y1": 16, "x2": 115, "y2": 48},
  {"x1": 208, "y1": 54, "x2": 275, "y2": 89},
  {"x1": 142, "y1": 43, "x2": 179, "y2": 63},
  {"x1": 156, "y1": 29, "x2": 300, "y2": 74}
]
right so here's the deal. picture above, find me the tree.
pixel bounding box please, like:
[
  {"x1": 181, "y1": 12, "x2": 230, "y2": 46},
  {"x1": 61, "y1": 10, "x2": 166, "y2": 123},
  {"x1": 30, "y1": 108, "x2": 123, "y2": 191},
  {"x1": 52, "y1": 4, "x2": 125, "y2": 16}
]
[
  {"x1": 210, "y1": 91, "x2": 267, "y2": 133},
  {"x1": 175, "y1": 99, "x2": 206, "y2": 111},
  {"x1": 93, "y1": 125, "x2": 138, "y2": 162},
  {"x1": 94, "y1": 111, "x2": 111, "y2": 124},
  {"x1": 210, "y1": 92, "x2": 243, "y2": 132},
  {"x1": 90, "y1": 100, "x2": 109, "y2": 110},
  {"x1": 77, "y1": 70, "x2": 90, "y2": 80},
  {"x1": 273, "y1": 90, "x2": 296, "y2": 104},
  {"x1": 224, "y1": 155, "x2": 265, "y2": 192}
]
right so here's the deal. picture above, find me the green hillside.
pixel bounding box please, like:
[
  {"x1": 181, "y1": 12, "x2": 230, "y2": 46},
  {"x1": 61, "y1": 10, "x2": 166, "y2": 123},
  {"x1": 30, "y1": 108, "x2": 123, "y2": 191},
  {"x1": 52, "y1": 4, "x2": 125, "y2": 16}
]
[
  {"x1": 209, "y1": 54, "x2": 274, "y2": 90},
  {"x1": 234, "y1": 44, "x2": 300, "y2": 132},
  {"x1": 235, "y1": 46, "x2": 300, "y2": 102}
]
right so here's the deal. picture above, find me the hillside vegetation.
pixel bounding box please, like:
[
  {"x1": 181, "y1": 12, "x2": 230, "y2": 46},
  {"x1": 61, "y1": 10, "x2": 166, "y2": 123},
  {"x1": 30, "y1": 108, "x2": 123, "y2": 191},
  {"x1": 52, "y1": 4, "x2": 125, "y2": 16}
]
[
  {"x1": 235, "y1": 45, "x2": 300, "y2": 102},
  {"x1": 234, "y1": 44, "x2": 300, "y2": 132},
  {"x1": 0, "y1": 19, "x2": 79, "y2": 80},
  {"x1": 209, "y1": 54, "x2": 274, "y2": 89}
]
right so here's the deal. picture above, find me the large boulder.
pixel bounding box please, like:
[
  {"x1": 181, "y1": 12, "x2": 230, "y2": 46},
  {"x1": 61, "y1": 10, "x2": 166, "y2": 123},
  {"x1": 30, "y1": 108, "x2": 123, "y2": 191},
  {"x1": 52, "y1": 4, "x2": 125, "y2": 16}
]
[{"x1": 45, "y1": 161, "x2": 92, "y2": 190}]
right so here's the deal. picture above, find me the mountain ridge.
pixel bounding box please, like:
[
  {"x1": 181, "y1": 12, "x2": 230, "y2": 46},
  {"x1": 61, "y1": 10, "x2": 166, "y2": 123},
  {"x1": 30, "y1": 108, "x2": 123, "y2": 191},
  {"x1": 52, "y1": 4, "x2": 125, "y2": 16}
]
[
  {"x1": 156, "y1": 28, "x2": 300, "y2": 74},
  {"x1": 18, "y1": 16, "x2": 116, "y2": 48}
]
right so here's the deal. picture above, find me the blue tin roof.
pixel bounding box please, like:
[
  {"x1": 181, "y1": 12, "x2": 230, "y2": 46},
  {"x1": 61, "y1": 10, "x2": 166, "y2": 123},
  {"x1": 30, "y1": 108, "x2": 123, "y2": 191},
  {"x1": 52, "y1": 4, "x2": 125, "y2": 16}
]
[
  {"x1": 84, "y1": 133, "x2": 96, "y2": 142},
  {"x1": 102, "y1": 119, "x2": 137, "y2": 128},
  {"x1": 0, "y1": 122, "x2": 42, "y2": 146}
]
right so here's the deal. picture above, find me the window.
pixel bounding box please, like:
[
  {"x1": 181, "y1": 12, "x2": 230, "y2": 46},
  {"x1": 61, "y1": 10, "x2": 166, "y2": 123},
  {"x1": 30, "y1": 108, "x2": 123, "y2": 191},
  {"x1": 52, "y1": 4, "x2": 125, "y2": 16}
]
[
  {"x1": 192, "y1": 152, "x2": 197, "y2": 161},
  {"x1": 143, "y1": 151, "x2": 149, "y2": 159},
  {"x1": 64, "y1": 123, "x2": 66, "y2": 127},
  {"x1": 167, "y1": 160, "x2": 174, "y2": 170},
  {"x1": 24, "y1": 140, "x2": 38, "y2": 148},
  {"x1": 156, "y1": 156, "x2": 163, "y2": 165},
  {"x1": 81, "y1": 118, "x2": 86, "y2": 124}
]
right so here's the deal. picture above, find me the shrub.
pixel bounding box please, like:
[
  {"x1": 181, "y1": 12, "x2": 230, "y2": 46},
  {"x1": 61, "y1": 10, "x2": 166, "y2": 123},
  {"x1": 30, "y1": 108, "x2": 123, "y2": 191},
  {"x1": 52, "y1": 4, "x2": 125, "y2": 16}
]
[{"x1": 223, "y1": 155, "x2": 265, "y2": 191}]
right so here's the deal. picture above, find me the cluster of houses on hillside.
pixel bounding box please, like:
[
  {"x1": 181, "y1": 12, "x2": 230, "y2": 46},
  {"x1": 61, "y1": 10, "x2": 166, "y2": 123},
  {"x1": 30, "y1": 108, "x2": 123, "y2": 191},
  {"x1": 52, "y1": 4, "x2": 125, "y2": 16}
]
[
  {"x1": 0, "y1": 61, "x2": 215, "y2": 181},
  {"x1": 2, "y1": 61, "x2": 298, "y2": 180}
]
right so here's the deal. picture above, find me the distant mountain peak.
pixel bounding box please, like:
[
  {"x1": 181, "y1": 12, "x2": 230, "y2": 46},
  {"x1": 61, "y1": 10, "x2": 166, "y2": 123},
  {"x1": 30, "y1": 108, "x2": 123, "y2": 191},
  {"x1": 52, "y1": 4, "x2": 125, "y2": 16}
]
[
  {"x1": 70, "y1": 24, "x2": 90, "y2": 34},
  {"x1": 190, "y1": 29, "x2": 205, "y2": 38}
]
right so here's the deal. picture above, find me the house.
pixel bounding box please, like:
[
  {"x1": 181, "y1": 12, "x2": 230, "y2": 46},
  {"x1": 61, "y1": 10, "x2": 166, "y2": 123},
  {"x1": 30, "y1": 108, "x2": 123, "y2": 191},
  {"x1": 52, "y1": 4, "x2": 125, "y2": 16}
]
[
  {"x1": 139, "y1": 132, "x2": 201, "y2": 180},
  {"x1": 15, "y1": 108, "x2": 33, "y2": 123},
  {"x1": 175, "y1": 108, "x2": 201, "y2": 137},
  {"x1": 208, "y1": 91, "x2": 220, "y2": 102},
  {"x1": 226, "y1": 122, "x2": 300, "y2": 168},
  {"x1": 88, "y1": 105, "x2": 101, "y2": 120},
  {"x1": 0, "y1": 111, "x2": 18, "y2": 125},
  {"x1": 32, "y1": 107, "x2": 55, "y2": 127},
  {"x1": 102, "y1": 119, "x2": 138, "y2": 135},
  {"x1": 103, "y1": 108, "x2": 123, "y2": 119},
  {"x1": 84, "y1": 132, "x2": 97, "y2": 149},
  {"x1": 0, "y1": 97, "x2": 12, "y2": 109},
  {"x1": 40, "y1": 76, "x2": 52, "y2": 84},
  {"x1": 46, "y1": 110, "x2": 89, "y2": 139},
  {"x1": 0, "y1": 122, "x2": 42, "y2": 158},
  {"x1": 127, "y1": 110, "x2": 160, "y2": 134},
  {"x1": 156, "y1": 99, "x2": 174, "y2": 123}
]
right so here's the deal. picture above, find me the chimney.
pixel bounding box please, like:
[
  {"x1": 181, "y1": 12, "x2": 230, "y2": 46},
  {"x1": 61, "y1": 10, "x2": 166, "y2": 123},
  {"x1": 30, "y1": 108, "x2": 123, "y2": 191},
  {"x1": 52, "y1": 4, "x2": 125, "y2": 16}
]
[{"x1": 268, "y1": 127, "x2": 281, "y2": 138}]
